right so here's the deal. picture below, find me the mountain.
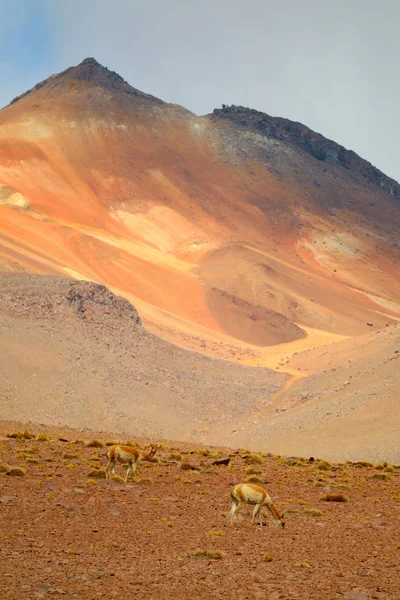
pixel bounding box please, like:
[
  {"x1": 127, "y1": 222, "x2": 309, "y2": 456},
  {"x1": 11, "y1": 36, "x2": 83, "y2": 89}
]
[{"x1": 0, "y1": 58, "x2": 399, "y2": 460}]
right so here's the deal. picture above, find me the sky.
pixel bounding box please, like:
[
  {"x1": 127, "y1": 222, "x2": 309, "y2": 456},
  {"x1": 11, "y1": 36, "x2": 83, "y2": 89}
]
[{"x1": 0, "y1": 0, "x2": 399, "y2": 182}]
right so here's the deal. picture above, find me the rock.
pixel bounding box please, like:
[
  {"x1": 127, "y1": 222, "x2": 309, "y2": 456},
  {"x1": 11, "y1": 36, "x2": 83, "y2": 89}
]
[{"x1": 211, "y1": 457, "x2": 231, "y2": 466}]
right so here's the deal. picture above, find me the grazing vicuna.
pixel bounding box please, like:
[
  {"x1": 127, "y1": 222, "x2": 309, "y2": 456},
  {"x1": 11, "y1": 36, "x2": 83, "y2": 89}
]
[
  {"x1": 229, "y1": 483, "x2": 285, "y2": 528},
  {"x1": 106, "y1": 444, "x2": 157, "y2": 484}
]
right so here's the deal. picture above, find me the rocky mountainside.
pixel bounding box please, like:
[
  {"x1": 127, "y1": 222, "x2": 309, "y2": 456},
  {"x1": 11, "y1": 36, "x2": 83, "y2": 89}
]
[{"x1": 211, "y1": 105, "x2": 400, "y2": 200}]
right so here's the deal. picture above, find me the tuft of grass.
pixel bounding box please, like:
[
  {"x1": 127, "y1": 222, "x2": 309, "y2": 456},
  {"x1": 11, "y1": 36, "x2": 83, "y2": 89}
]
[
  {"x1": 6, "y1": 467, "x2": 26, "y2": 477},
  {"x1": 36, "y1": 434, "x2": 51, "y2": 442},
  {"x1": 110, "y1": 475, "x2": 124, "y2": 484},
  {"x1": 87, "y1": 468, "x2": 106, "y2": 479},
  {"x1": 317, "y1": 460, "x2": 332, "y2": 471},
  {"x1": 168, "y1": 453, "x2": 182, "y2": 461},
  {"x1": 26, "y1": 458, "x2": 40, "y2": 465},
  {"x1": 296, "y1": 562, "x2": 311, "y2": 568},
  {"x1": 125, "y1": 440, "x2": 137, "y2": 448},
  {"x1": 263, "y1": 554, "x2": 273, "y2": 562},
  {"x1": 194, "y1": 550, "x2": 224, "y2": 560},
  {"x1": 370, "y1": 473, "x2": 389, "y2": 481},
  {"x1": 86, "y1": 479, "x2": 97, "y2": 486},
  {"x1": 209, "y1": 531, "x2": 224, "y2": 537},
  {"x1": 246, "y1": 476, "x2": 264, "y2": 484},
  {"x1": 354, "y1": 461, "x2": 374, "y2": 468},
  {"x1": 303, "y1": 508, "x2": 323, "y2": 517},
  {"x1": 85, "y1": 440, "x2": 104, "y2": 448},
  {"x1": 73, "y1": 439, "x2": 85, "y2": 445},
  {"x1": 0, "y1": 462, "x2": 11, "y2": 473},
  {"x1": 63, "y1": 452, "x2": 78, "y2": 460},
  {"x1": 6, "y1": 430, "x2": 34, "y2": 440},
  {"x1": 245, "y1": 466, "x2": 261, "y2": 476},
  {"x1": 180, "y1": 461, "x2": 200, "y2": 471},
  {"x1": 243, "y1": 453, "x2": 263, "y2": 464},
  {"x1": 105, "y1": 440, "x2": 118, "y2": 446},
  {"x1": 321, "y1": 493, "x2": 348, "y2": 502},
  {"x1": 136, "y1": 478, "x2": 153, "y2": 485},
  {"x1": 384, "y1": 464, "x2": 395, "y2": 473}
]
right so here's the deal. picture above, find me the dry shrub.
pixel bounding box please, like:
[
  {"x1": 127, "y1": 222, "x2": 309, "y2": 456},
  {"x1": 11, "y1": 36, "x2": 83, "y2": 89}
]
[
  {"x1": 87, "y1": 468, "x2": 106, "y2": 479},
  {"x1": 303, "y1": 508, "x2": 323, "y2": 517},
  {"x1": 296, "y1": 562, "x2": 311, "y2": 568},
  {"x1": 243, "y1": 453, "x2": 263, "y2": 465},
  {"x1": 202, "y1": 469, "x2": 217, "y2": 475},
  {"x1": 6, "y1": 430, "x2": 34, "y2": 440},
  {"x1": 194, "y1": 550, "x2": 224, "y2": 560},
  {"x1": 197, "y1": 449, "x2": 210, "y2": 457},
  {"x1": 26, "y1": 458, "x2": 40, "y2": 465},
  {"x1": 85, "y1": 440, "x2": 104, "y2": 448},
  {"x1": 384, "y1": 464, "x2": 395, "y2": 473},
  {"x1": 6, "y1": 467, "x2": 26, "y2": 477},
  {"x1": 73, "y1": 439, "x2": 85, "y2": 445},
  {"x1": 125, "y1": 440, "x2": 137, "y2": 447},
  {"x1": 245, "y1": 466, "x2": 261, "y2": 476},
  {"x1": 110, "y1": 475, "x2": 124, "y2": 484},
  {"x1": 246, "y1": 476, "x2": 264, "y2": 485},
  {"x1": 370, "y1": 473, "x2": 389, "y2": 481},
  {"x1": 180, "y1": 461, "x2": 199, "y2": 471},
  {"x1": 209, "y1": 531, "x2": 224, "y2": 537},
  {"x1": 317, "y1": 460, "x2": 332, "y2": 471},
  {"x1": 0, "y1": 462, "x2": 10, "y2": 473},
  {"x1": 263, "y1": 554, "x2": 273, "y2": 562},
  {"x1": 168, "y1": 452, "x2": 182, "y2": 461},
  {"x1": 36, "y1": 434, "x2": 51, "y2": 442},
  {"x1": 105, "y1": 440, "x2": 118, "y2": 447},
  {"x1": 63, "y1": 453, "x2": 78, "y2": 460},
  {"x1": 136, "y1": 478, "x2": 153, "y2": 485},
  {"x1": 321, "y1": 493, "x2": 348, "y2": 502},
  {"x1": 353, "y1": 461, "x2": 374, "y2": 468}
]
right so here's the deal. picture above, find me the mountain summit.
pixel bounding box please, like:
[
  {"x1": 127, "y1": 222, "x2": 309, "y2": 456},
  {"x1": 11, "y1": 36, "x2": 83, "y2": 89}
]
[{"x1": 9, "y1": 57, "x2": 164, "y2": 106}]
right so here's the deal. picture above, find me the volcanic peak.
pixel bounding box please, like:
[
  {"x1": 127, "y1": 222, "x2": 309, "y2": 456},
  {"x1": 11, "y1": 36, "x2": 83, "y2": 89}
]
[
  {"x1": 212, "y1": 105, "x2": 400, "y2": 200},
  {"x1": 9, "y1": 57, "x2": 164, "y2": 106}
]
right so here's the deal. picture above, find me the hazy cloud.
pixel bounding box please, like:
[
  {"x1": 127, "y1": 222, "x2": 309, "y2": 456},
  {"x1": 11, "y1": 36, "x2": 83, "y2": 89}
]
[{"x1": 2, "y1": 0, "x2": 400, "y2": 182}]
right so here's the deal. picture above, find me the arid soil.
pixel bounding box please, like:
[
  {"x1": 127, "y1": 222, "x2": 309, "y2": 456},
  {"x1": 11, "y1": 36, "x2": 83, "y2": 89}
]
[{"x1": 0, "y1": 422, "x2": 399, "y2": 600}]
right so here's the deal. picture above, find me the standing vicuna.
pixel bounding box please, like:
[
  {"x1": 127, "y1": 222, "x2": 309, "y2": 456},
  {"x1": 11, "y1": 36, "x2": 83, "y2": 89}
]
[
  {"x1": 105, "y1": 444, "x2": 157, "y2": 484},
  {"x1": 229, "y1": 483, "x2": 285, "y2": 528}
]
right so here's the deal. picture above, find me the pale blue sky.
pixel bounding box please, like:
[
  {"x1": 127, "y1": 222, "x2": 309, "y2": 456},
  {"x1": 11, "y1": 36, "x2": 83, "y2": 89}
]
[{"x1": 1, "y1": 0, "x2": 399, "y2": 183}]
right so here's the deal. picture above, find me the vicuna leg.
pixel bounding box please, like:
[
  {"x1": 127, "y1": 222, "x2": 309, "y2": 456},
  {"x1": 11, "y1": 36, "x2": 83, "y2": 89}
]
[
  {"x1": 106, "y1": 460, "x2": 115, "y2": 480},
  {"x1": 124, "y1": 464, "x2": 131, "y2": 484},
  {"x1": 251, "y1": 504, "x2": 262, "y2": 526},
  {"x1": 229, "y1": 498, "x2": 242, "y2": 525}
]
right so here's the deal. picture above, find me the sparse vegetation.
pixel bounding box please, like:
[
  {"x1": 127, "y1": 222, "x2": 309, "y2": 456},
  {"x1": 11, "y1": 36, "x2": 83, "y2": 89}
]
[
  {"x1": 303, "y1": 508, "x2": 323, "y2": 517},
  {"x1": 6, "y1": 430, "x2": 34, "y2": 440},
  {"x1": 194, "y1": 550, "x2": 224, "y2": 560},
  {"x1": 136, "y1": 477, "x2": 153, "y2": 485},
  {"x1": 263, "y1": 554, "x2": 273, "y2": 562},
  {"x1": 180, "y1": 461, "x2": 199, "y2": 471},
  {"x1": 168, "y1": 453, "x2": 182, "y2": 461},
  {"x1": 6, "y1": 467, "x2": 26, "y2": 477},
  {"x1": 246, "y1": 475, "x2": 264, "y2": 484},
  {"x1": 245, "y1": 466, "x2": 261, "y2": 475},
  {"x1": 317, "y1": 460, "x2": 332, "y2": 471},
  {"x1": 370, "y1": 473, "x2": 389, "y2": 481},
  {"x1": 87, "y1": 468, "x2": 106, "y2": 478},
  {"x1": 36, "y1": 434, "x2": 51, "y2": 442},
  {"x1": 321, "y1": 493, "x2": 348, "y2": 502},
  {"x1": 85, "y1": 439, "x2": 104, "y2": 448}
]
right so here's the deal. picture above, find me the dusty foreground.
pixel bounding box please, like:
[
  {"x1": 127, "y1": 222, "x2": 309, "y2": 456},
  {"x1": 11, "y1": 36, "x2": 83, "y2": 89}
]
[{"x1": 0, "y1": 422, "x2": 399, "y2": 600}]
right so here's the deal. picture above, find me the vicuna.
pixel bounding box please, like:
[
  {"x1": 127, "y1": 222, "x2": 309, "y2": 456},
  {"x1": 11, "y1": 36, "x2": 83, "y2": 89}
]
[
  {"x1": 229, "y1": 483, "x2": 285, "y2": 528},
  {"x1": 106, "y1": 444, "x2": 157, "y2": 484}
]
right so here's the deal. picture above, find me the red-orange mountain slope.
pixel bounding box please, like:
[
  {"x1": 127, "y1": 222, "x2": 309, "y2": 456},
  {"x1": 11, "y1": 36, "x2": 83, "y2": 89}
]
[{"x1": 0, "y1": 58, "x2": 399, "y2": 360}]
